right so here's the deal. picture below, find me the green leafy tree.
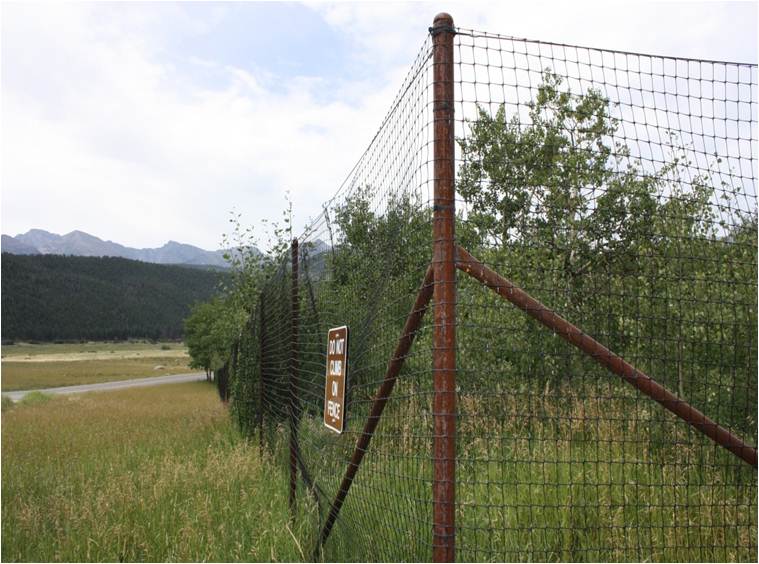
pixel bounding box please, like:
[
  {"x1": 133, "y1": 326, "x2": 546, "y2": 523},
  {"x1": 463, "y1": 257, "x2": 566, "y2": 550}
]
[
  {"x1": 455, "y1": 70, "x2": 755, "y2": 435},
  {"x1": 184, "y1": 194, "x2": 295, "y2": 419},
  {"x1": 184, "y1": 296, "x2": 241, "y2": 379},
  {"x1": 458, "y1": 72, "x2": 664, "y2": 311},
  {"x1": 325, "y1": 187, "x2": 431, "y2": 395}
]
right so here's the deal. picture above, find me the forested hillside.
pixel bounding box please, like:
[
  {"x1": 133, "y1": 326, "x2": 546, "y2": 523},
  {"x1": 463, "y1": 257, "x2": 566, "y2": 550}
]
[{"x1": 1, "y1": 253, "x2": 226, "y2": 341}]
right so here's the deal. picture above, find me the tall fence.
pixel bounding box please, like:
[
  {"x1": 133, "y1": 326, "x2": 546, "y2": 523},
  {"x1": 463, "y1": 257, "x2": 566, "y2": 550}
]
[{"x1": 220, "y1": 13, "x2": 757, "y2": 562}]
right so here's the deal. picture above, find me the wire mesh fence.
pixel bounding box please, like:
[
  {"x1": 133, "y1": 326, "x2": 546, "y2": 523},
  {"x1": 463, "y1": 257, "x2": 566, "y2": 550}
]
[
  {"x1": 227, "y1": 34, "x2": 438, "y2": 562},
  {"x1": 451, "y1": 27, "x2": 757, "y2": 562},
  {"x1": 218, "y1": 14, "x2": 756, "y2": 562}
]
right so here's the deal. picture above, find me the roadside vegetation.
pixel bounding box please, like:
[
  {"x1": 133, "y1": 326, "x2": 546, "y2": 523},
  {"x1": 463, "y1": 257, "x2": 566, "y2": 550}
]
[
  {"x1": 1, "y1": 391, "x2": 52, "y2": 412},
  {"x1": 1, "y1": 382, "x2": 310, "y2": 562}
]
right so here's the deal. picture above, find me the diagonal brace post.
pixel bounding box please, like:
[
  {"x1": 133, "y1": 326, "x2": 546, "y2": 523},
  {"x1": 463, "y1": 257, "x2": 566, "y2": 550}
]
[
  {"x1": 315, "y1": 264, "x2": 435, "y2": 556},
  {"x1": 455, "y1": 245, "x2": 757, "y2": 468}
]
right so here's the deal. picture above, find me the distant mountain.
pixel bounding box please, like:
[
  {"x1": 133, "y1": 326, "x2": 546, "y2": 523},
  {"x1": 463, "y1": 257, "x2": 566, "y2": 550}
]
[
  {"x1": 132, "y1": 240, "x2": 234, "y2": 267},
  {"x1": 13, "y1": 229, "x2": 61, "y2": 253},
  {"x1": 2, "y1": 253, "x2": 227, "y2": 341},
  {"x1": 2, "y1": 229, "x2": 251, "y2": 268},
  {"x1": 1, "y1": 235, "x2": 40, "y2": 255}
]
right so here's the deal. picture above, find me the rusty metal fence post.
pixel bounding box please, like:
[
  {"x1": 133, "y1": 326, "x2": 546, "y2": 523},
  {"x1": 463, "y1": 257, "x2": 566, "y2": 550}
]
[
  {"x1": 431, "y1": 12, "x2": 457, "y2": 563},
  {"x1": 258, "y1": 292, "x2": 265, "y2": 458},
  {"x1": 289, "y1": 238, "x2": 300, "y2": 515}
]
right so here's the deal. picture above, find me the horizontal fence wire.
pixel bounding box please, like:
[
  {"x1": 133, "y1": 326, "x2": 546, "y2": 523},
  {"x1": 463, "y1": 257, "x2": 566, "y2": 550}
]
[
  {"x1": 453, "y1": 28, "x2": 757, "y2": 562},
  {"x1": 219, "y1": 19, "x2": 757, "y2": 563}
]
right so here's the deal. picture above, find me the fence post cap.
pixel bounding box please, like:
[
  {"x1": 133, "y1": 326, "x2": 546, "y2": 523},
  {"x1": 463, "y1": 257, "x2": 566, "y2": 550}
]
[{"x1": 432, "y1": 12, "x2": 453, "y2": 27}]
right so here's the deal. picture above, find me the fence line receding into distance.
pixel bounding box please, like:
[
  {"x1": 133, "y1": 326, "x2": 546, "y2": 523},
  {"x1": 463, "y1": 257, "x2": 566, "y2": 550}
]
[{"x1": 218, "y1": 13, "x2": 757, "y2": 563}]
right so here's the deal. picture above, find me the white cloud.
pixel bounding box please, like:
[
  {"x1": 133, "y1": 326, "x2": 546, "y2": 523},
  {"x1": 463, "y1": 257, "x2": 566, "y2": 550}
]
[
  {"x1": 1, "y1": 2, "x2": 398, "y2": 250},
  {"x1": 1, "y1": 1, "x2": 755, "y2": 250},
  {"x1": 313, "y1": 1, "x2": 756, "y2": 64}
]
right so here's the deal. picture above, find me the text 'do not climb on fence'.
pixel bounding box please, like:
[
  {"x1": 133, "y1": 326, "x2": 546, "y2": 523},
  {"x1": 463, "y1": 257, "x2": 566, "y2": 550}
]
[{"x1": 323, "y1": 326, "x2": 349, "y2": 434}]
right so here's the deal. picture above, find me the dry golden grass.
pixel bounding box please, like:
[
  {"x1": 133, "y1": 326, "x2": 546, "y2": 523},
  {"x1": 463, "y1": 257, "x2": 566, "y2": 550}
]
[
  {"x1": 1, "y1": 342, "x2": 193, "y2": 391},
  {"x1": 1, "y1": 358, "x2": 193, "y2": 391},
  {"x1": 1, "y1": 341, "x2": 184, "y2": 358}
]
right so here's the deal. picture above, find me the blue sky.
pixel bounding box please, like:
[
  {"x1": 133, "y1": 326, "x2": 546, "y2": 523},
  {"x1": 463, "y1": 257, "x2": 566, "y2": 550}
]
[
  {"x1": 2, "y1": 1, "x2": 757, "y2": 250},
  {"x1": 174, "y1": 3, "x2": 358, "y2": 85}
]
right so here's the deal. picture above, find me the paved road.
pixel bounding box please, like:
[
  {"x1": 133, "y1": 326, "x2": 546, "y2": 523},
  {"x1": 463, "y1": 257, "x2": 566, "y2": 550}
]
[{"x1": 2, "y1": 372, "x2": 206, "y2": 402}]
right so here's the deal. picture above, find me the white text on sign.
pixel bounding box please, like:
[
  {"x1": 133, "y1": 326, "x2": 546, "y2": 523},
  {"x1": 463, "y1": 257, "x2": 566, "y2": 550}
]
[{"x1": 323, "y1": 326, "x2": 349, "y2": 434}]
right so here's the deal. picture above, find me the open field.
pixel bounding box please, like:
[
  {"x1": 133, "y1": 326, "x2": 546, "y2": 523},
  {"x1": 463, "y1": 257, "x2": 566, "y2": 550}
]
[
  {"x1": 1, "y1": 341, "x2": 185, "y2": 358},
  {"x1": 1, "y1": 341, "x2": 193, "y2": 391},
  {"x1": 1, "y1": 382, "x2": 310, "y2": 562}
]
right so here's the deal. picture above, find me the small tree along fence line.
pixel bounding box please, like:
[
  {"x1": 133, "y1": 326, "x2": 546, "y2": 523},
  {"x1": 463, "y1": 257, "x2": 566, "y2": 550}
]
[{"x1": 215, "y1": 14, "x2": 757, "y2": 562}]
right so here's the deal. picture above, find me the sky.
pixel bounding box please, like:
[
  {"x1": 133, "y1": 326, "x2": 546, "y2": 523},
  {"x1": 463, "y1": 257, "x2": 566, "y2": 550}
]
[{"x1": 1, "y1": 1, "x2": 757, "y2": 251}]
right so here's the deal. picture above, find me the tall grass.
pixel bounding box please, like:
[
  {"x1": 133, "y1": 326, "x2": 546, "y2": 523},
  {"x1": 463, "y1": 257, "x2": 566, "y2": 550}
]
[
  {"x1": 1, "y1": 382, "x2": 306, "y2": 562},
  {"x1": 3, "y1": 379, "x2": 755, "y2": 562},
  {"x1": 269, "y1": 381, "x2": 757, "y2": 562}
]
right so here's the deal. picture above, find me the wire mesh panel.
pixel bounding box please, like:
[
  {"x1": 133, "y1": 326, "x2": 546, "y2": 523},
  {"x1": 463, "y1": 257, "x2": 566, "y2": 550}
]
[
  {"x1": 228, "y1": 37, "x2": 439, "y2": 561},
  {"x1": 453, "y1": 28, "x2": 757, "y2": 562},
  {"x1": 293, "y1": 36, "x2": 436, "y2": 560},
  {"x1": 219, "y1": 16, "x2": 757, "y2": 563}
]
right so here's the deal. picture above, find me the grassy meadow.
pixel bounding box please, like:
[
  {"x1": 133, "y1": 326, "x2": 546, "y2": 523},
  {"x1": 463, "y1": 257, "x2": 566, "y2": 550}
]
[
  {"x1": 1, "y1": 341, "x2": 193, "y2": 391},
  {"x1": 1, "y1": 382, "x2": 310, "y2": 562},
  {"x1": 1, "y1": 375, "x2": 756, "y2": 562}
]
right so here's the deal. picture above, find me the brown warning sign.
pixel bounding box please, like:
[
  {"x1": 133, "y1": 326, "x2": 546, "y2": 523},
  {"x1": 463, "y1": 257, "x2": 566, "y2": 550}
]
[{"x1": 323, "y1": 326, "x2": 349, "y2": 433}]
